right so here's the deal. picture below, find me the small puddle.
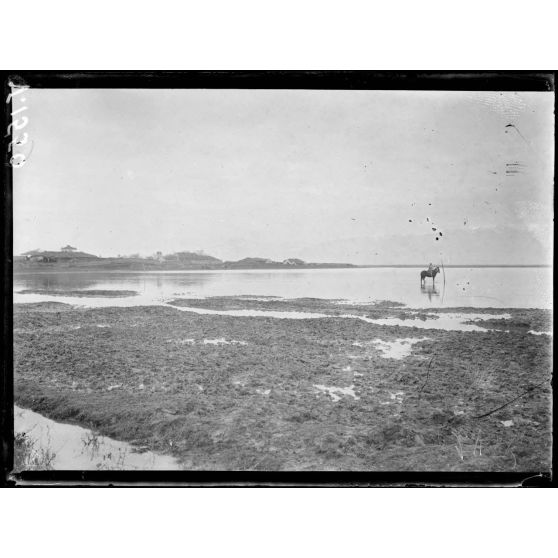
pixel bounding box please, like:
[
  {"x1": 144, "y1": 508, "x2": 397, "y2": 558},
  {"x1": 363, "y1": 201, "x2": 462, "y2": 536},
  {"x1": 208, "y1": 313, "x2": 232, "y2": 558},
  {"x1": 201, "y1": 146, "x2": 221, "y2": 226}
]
[
  {"x1": 354, "y1": 337, "x2": 429, "y2": 359},
  {"x1": 528, "y1": 330, "x2": 552, "y2": 336},
  {"x1": 106, "y1": 384, "x2": 122, "y2": 391},
  {"x1": 166, "y1": 338, "x2": 247, "y2": 345},
  {"x1": 314, "y1": 384, "x2": 360, "y2": 402},
  {"x1": 380, "y1": 391, "x2": 405, "y2": 405},
  {"x1": 14, "y1": 406, "x2": 181, "y2": 470},
  {"x1": 171, "y1": 338, "x2": 196, "y2": 345},
  {"x1": 203, "y1": 338, "x2": 247, "y2": 345}
]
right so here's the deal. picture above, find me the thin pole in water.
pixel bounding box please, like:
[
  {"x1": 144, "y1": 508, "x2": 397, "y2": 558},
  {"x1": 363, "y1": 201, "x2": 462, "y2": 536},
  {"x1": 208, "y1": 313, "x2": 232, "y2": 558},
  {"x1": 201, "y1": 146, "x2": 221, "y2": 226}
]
[{"x1": 440, "y1": 257, "x2": 446, "y2": 304}]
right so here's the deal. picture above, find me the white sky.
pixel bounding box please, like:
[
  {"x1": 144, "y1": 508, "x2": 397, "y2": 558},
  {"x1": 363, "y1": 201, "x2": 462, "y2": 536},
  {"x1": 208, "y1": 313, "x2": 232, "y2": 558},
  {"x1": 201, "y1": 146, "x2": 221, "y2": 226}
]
[{"x1": 13, "y1": 89, "x2": 554, "y2": 264}]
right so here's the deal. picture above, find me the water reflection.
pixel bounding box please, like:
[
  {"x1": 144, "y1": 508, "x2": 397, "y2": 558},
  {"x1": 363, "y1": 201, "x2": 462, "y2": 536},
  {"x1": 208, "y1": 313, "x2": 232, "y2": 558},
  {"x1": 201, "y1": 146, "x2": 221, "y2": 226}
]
[
  {"x1": 15, "y1": 272, "x2": 101, "y2": 291},
  {"x1": 14, "y1": 271, "x2": 214, "y2": 294},
  {"x1": 420, "y1": 284, "x2": 439, "y2": 302}
]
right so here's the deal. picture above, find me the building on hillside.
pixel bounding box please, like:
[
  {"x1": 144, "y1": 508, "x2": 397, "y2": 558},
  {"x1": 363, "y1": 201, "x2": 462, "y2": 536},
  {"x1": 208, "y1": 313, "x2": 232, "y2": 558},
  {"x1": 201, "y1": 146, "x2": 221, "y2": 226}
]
[
  {"x1": 21, "y1": 251, "x2": 58, "y2": 263},
  {"x1": 20, "y1": 248, "x2": 98, "y2": 264},
  {"x1": 61, "y1": 245, "x2": 77, "y2": 252}
]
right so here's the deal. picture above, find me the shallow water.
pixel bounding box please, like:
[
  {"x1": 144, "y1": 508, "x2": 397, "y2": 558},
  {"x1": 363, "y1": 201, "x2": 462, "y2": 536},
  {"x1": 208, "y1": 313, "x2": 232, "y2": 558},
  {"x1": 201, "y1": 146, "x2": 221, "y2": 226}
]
[
  {"x1": 354, "y1": 337, "x2": 430, "y2": 359},
  {"x1": 14, "y1": 266, "x2": 552, "y2": 308},
  {"x1": 202, "y1": 338, "x2": 248, "y2": 345},
  {"x1": 14, "y1": 406, "x2": 180, "y2": 470},
  {"x1": 169, "y1": 304, "x2": 331, "y2": 320},
  {"x1": 362, "y1": 313, "x2": 512, "y2": 332}
]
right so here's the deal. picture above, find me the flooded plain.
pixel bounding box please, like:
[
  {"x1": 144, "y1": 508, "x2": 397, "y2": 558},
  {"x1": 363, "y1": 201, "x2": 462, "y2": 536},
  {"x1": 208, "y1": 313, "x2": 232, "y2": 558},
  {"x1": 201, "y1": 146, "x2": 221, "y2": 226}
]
[{"x1": 12, "y1": 266, "x2": 552, "y2": 471}]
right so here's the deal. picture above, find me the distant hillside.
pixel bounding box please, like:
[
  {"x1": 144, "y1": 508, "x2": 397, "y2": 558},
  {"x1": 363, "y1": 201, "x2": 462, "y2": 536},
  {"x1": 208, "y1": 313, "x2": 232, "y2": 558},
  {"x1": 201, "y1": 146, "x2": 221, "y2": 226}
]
[
  {"x1": 14, "y1": 249, "x2": 355, "y2": 271},
  {"x1": 17, "y1": 249, "x2": 99, "y2": 263},
  {"x1": 223, "y1": 257, "x2": 355, "y2": 269},
  {"x1": 164, "y1": 251, "x2": 223, "y2": 265},
  {"x1": 225, "y1": 257, "x2": 275, "y2": 268}
]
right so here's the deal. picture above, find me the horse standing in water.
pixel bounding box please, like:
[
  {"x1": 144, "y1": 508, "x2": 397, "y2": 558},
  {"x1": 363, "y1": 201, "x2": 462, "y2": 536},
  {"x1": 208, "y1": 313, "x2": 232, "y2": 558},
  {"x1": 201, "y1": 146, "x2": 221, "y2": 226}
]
[{"x1": 420, "y1": 266, "x2": 440, "y2": 286}]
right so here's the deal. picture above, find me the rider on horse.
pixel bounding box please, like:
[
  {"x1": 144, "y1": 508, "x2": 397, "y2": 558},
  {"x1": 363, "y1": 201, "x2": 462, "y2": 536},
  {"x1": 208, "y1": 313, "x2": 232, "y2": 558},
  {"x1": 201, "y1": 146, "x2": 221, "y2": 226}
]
[{"x1": 421, "y1": 262, "x2": 440, "y2": 286}]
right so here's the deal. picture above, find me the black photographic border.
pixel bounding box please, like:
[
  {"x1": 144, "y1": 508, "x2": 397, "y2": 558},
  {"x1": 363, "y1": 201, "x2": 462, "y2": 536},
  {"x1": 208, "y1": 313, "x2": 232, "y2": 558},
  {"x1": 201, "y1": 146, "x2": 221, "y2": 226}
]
[{"x1": 1, "y1": 70, "x2": 554, "y2": 487}]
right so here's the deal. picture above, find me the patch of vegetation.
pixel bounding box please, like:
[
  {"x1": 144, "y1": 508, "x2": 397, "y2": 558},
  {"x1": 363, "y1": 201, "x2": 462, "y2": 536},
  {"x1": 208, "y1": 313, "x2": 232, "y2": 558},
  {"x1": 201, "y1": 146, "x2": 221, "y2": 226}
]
[{"x1": 13, "y1": 432, "x2": 56, "y2": 471}]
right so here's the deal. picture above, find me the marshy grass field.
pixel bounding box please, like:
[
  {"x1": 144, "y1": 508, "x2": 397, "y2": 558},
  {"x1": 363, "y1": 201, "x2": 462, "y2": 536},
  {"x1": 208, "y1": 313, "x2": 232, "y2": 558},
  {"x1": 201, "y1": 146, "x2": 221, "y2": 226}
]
[{"x1": 13, "y1": 296, "x2": 552, "y2": 472}]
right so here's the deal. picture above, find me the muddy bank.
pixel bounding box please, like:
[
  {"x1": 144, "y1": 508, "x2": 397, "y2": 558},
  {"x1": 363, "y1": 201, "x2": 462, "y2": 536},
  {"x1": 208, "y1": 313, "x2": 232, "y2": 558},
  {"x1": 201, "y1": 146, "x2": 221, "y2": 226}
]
[
  {"x1": 168, "y1": 296, "x2": 406, "y2": 315},
  {"x1": 17, "y1": 289, "x2": 138, "y2": 298},
  {"x1": 13, "y1": 300, "x2": 552, "y2": 471}
]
